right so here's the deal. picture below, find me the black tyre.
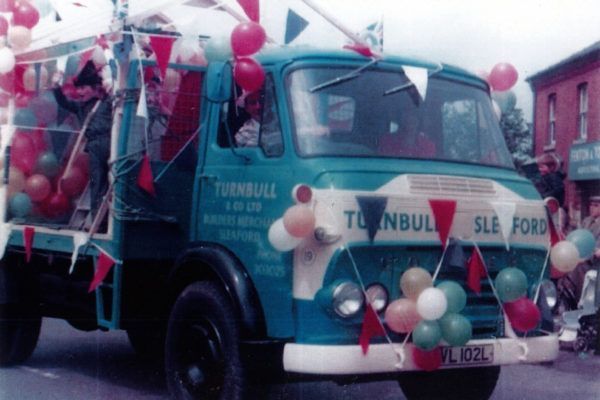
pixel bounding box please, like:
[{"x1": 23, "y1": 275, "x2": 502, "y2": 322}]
[
  {"x1": 398, "y1": 366, "x2": 500, "y2": 400},
  {"x1": 0, "y1": 303, "x2": 42, "y2": 366},
  {"x1": 165, "y1": 281, "x2": 245, "y2": 400}
]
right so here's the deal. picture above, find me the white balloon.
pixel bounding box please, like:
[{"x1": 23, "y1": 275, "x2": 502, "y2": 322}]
[
  {"x1": 268, "y1": 218, "x2": 302, "y2": 252},
  {"x1": 8, "y1": 26, "x2": 32, "y2": 50},
  {"x1": 550, "y1": 241, "x2": 580, "y2": 273},
  {"x1": 416, "y1": 287, "x2": 448, "y2": 321},
  {"x1": 0, "y1": 47, "x2": 15, "y2": 74}
]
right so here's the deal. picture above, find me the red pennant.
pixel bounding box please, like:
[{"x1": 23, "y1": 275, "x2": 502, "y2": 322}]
[
  {"x1": 547, "y1": 215, "x2": 561, "y2": 246},
  {"x1": 237, "y1": 0, "x2": 259, "y2": 22},
  {"x1": 428, "y1": 199, "x2": 457, "y2": 249},
  {"x1": 343, "y1": 43, "x2": 374, "y2": 58},
  {"x1": 412, "y1": 346, "x2": 442, "y2": 371},
  {"x1": 23, "y1": 226, "x2": 34, "y2": 263},
  {"x1": 467, "y1": 247, "x2": 487, "y2": 294},
  {"x1": 359, "y1": 303, "x2": 386, "y2": 355},
  {"x1": 149, "y1": 35, "x2": 176, "y2": 79},
  {"x1": 88, "y1": 252, "x2": 116, "y2": 292},
  {"x1": 137, "y1": 154, "x2": 156, "y2": 196}
]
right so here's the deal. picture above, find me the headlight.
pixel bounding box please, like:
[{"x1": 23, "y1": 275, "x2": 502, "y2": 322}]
[
  {"x1": 366, "y1": 284, "x2": 389, "y2": 313},
  {"x1": 539, "y1": 279, "x2": 557, "y2": 309},
  {"x1": 332, "y1": 281, "x2": 364, "y2": 318}
]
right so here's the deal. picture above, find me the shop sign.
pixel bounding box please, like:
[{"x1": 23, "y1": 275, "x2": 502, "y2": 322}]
[{"x1": 569, "y1": 141, "x2": 600, "y2": 181}]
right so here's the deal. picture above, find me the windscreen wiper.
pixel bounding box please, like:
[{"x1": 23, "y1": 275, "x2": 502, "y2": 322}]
[
  {"x1": 383, "y1": 63, "x2": 443, "y2": 96},
  {"x1": 310, "y1": 59, "x2": 378, "y2": 92}
]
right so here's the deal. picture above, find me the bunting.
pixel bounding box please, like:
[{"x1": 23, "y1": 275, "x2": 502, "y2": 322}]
[
  {"x1": 69, "y1": 232, "x2": 89, "y2": 274},
  {"x1": 343, "y1": 43, "x2": 374, "y2": 58},
  {"x1": 490, "y1": 201, "x2": 516, "y2": 250},
  {"x1": 428, "y1": 199, "x2": 456, "y2": 249},
  {"x1": 88, "y1": 251, "x2": 116, "y2": 292},
  {"x1": 284, "y1": 8, "x2": 309, "y2": 44},
  {"x1": 237, "y1": 0, "x2": 259, "y2": 22},
  {"x1": 402, "y1": 66, "x2": 428, "y2": 101},
  {"x1": 136, "y1": 84, "x2": 148, "y2": 118},
  {"x1": 361, "y1": 17, "x2": 383, "y2": 52},
  {"x1": 356, "y1": 196, "x2": 387, "y2": 244},
  {"x1": 23, "y1": 226, "x2": 34, "y2": 263},
  {"x1": 137, "y1": 154, "x2": 156, "y2": 196},
  {"x1": 359, "y1": 303, "x2": 386, "y2": 354},
  {"x1": 149, "y1": 35, "x2": 176, "y2": 79},
  {"x1": 467, "y1": 247, "x2": 487, "y2": 294}
]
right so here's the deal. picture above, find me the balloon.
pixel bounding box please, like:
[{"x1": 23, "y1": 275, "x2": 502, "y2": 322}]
[
  {"x1": 268, "y1": 218, "x2": 302, "y2": 252},
  {"x1": 0, "y1": 0, "x2": 15, "y2": 12},
  {"x1": 494, "y1": 267, "x2": 528, "y2": 303},
  {"x1": 12, "y1": 0, "x2": 40, "y2": 29},
  {"x1": 384, "y1": 298, "x2": 421, "y2": 333},
  {"x1": 42, "y1": 192, "x2": 71, "y2": 219},
  {"x1": 436, "y1": 281, "x2": 467, "y2": 314},
  {"x1": 491, "y1": 90, "x2": 516, "y2": 114},
  {"x1": 73, "y1": 152, "x2": 90, "y2": 176},
  {"x1": 10, "y1": 131, "x2": 37, "y2": 175},
  {"x1": 0, "y1": 91, "x2": 9, "y2": 107},
  {"x1": 23, "y1": 65, "x2": 48, "y2": 92},
  {"x1": 416, "y1": 287, "x2": 448, "y2": 320},
  {"x1": 233, "y1": 57, "x2": 265, "y2": 92},
  {"x1": 231, "y1": 22, "x2": 266, "y2": 57},
  {"x1": 7, "y1": 25, "x2": 32, "y2": 50},
  {"x1": 24, "y1": 173, "x2": 51, "y2": 202},
  {"x1": 204, "y1": 36, "x2": 232, "y2": 62},
  {"x1": 504, "y1": 297, "x2": 541, "y2": 332},
  {"x1": 91, "y1": 47, "x2": 107, "y2": 67},
  {"x1": 439, "y1": 313, "x2": 472, "y2": 346},
  {"x1": 9, "y1": 192, "x2": 32, "y2": 218},
  {"x1": 550, "y1": 241, "x2": 580, "y2": 273},
  {"x1": 283, "y1": 205, "x2": 315, "y2": 238},
  {"x1": 29, "y1": 92, "x2": 58, "y2": 125},
  {"x1": 13, "y1": 108, "x2": 37, "y2": 128},
  {"x1": 0, "y1": 47, "x2": 16, "y2": 74},
  {"x1": 59, "y1": 167, "x2": 87, "y2": 197},
  {"x1": 0, "y1": 15, "x2": 8, "y2": 35},
  {"x1": 400, "y1": 267, "x2": 433, "y2": 300},
  {"x1": 15, "y1": 92, "x2": 32, "y2": 108},
  {"x1": 566, "y1": 229, "x2": 596, "y2": 260},
  {"x1": 35, "y1": 151, "x2": 60, "y2": 178},
  {"x1": 1, "y1": 166, "x2": 26, "y2": 196},
  {"x1": 489, "y1": 63, "x2": 518, "y2": 91},
  {"x1": 412, "y1": 320, "x2": 442, "y2": 351},
  {"x1": 412, "y1": 347, "x2": 441, "y2": 372}
]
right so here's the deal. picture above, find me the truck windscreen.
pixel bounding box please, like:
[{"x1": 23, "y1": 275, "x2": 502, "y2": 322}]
[{"x1": 286, "y1": 67, "x2": 514, "y2": 169}]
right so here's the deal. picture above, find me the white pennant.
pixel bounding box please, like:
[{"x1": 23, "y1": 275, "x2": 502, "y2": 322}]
[
  {"x1": 490, "y1": 201, "x2": 516, "y2": 251},
  {"x1": 0, "y1": 222, "x2": 12, "y2": 260},
  {"x1": 136, "y1": 84, "x2": 148, "y2": 119},
  {"x1": 69, "y1": 232, "x2": 89, "y2": 274},
  {"x1": 503, "y1": 313, "x2": 517, "y2": 339},
  {"x1": 55, "y1": 55, "x2": 68, "y2": 74},
  {"x1": 401, "y1": 65, "x2": 428, "y2": 101}
]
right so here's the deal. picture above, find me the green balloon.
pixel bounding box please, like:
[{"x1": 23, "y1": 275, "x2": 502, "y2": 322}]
[
  {"x1": 9, "y1": 192, "x2": 32, "y2": 218},
  {"x1": 440, "y1": 313, "x2": 472, "y2": 346},
  {"x1": 35, "y1": 151, "x2": 60, "y2": 178},
  {"x1": 412, "y1": 320, "x2": 442, "y2": 351},
  {"x1": 436, "y1": 281, "x2": 467, "y2": 313},
  {"x1": 495, "y1": 268, "x2": 528, "y2": 302}
]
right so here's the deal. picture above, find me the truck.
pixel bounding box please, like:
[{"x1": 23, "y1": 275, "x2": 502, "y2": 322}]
[{"x1": 0, "y1": 30, "x2": 559, "y2": 399}]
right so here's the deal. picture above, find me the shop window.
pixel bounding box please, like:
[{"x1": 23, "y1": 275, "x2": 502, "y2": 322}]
[{"x1": 577, "y1": 83, "x2": 588, "y2": 140}]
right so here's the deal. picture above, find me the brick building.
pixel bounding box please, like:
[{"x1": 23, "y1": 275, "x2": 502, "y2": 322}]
[{"x1": 527, "y1": 41, "x2": 600, "y2": 224}]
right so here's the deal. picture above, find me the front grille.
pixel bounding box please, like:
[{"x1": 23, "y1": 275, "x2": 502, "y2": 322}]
[{"x1": 408, "y1": 175, "x2": 496, "y2": 197}]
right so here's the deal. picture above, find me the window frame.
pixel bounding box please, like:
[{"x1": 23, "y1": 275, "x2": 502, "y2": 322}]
[
  {"x1": 577, "y1": 83, "x2": 588, "y2": 140},
  {"x1": 547, "y1": 94, "x2": 556, "y2": 145}
]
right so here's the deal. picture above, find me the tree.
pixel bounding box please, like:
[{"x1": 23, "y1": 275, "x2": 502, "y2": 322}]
[{"x1": 498, "y1": 107, "x2": 532, "y2": 170}]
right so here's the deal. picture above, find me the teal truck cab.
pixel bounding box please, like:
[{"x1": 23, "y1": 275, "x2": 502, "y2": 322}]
[{"x1": 0, "y1": 45, "x2": 558, "y2": 399}]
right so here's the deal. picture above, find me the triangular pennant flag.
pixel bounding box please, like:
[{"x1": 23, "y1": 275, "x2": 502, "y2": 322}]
[
  {"x1": 359, "y1": 303, "x2": 386, "y2": 355},
  {"x1": 284, "y1": 8, "x2": 309, "y2": 44},
  {"x1": 361, "y1": 17, "x2": 383, "y2": 52},
  {"x1": 88, "y1": 251, "x2": 116, "y2": 292},
  {"x1": 467, "y1": 247, "x2": 487, "y2": 294},
  {"x1": 0, "y1": 222, "x2": 12, "y2": 260},
  {"x1": 69, "y1": 232, "x2": 89, "y2": 274},
  {"x1": 149, "y1": 35, "x2": 176, "y2": 79},
  {"x1": 78, "y1": 48, "x2": 95, "y2": 71},
  {"x1": 428, "y1": 199, "x2": 457, "y2": 249},
  {"x1": 343, "y1": 43, "x2": 374, "y2": 58},
  {"x1": 356, "y1": 196, "x2": 388, "y2": 243},
  {"x1": 136, "y1": 84, "x2": 148, "y2": 118},
  {"x1": 402, "y1": 65, "x2": 428, "y2": 101},
  {"x1": 442, "y1": 238, "x2": 467, "y2": 280},
  {"x1": 137, "y1": 154, "x2": 156, "y2": 196},
  {"x1": 546, "y1": 209, "x2": 561, "y2": 247},
  {"x1": 490, "y1": 201, "x2": 516, "y2": 251},
  {"x1": 56, "y1": 55, "x2": 68, "y2": 77},
  {"x1": 23, "y1": 226, "x2": 34, "y2": 263},
  {"x1": 503, "y1": 312, "x2": 518, "y2": 339},
  {"x1": 237, "y1": 0, "x2": 259, "y2": 22}
]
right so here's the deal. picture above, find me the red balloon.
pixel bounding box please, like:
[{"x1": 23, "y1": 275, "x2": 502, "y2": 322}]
[
  {"x1": 412, "y1": 347, "x2": 442, "y2": 371},
  {"x1": 24, "y1": 173, "x2": 51, "y2": 202},
  {"x1": 74, "y1": 152, "x2": 90, "y2": 177},
  {"x1": 234, "y1": 57, "x2": 265, "y2": 92},
  {"x1": 10, "y1": 131, "x2": 37, "y2": 174},
  {"x1": 489, "y1": 63, "x2": 518, "y2": 91},
  {"x1": 0, "y1": 15, "x2": 8, "y2": 36},
  {"x1": 0, "y1": 72, "x2": 14, "y2": 93},
  {"x1": 0, "y1": 0, "x2": 15, "y2": 12},
  {"x1": 504, "y1": 297, "x2": 541, "y2": 332},
  {"x1": 42, "y1": 192, "x2": 71, "y2": 219},
  {"x1": 231, "y1": 22, "x2": 266, "y2": 57},
  {"x1": 59, "y1": 167, "x2": 87, "y2": 197},
  {"x1": 12, "y1": 0, "x2": 40, "y2": 29},
  {"x1": 30, "y1": 129, "x2": 48, "y2": 153}
]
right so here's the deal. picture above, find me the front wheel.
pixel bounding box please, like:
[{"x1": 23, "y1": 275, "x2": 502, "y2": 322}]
[
  {"x1": 165, "y1": 281, "x2": 245, "y2": 400},
  {"x1": 398, "y1": 366, "x2": 500, "y2": 400},
  {"x1": 0, "y1": 303, "x2": 42, "y2": 366}
]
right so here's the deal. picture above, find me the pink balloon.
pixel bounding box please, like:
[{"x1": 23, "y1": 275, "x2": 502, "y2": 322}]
[
  {"x1": 412, "y1": 347, "x2": 441, "y2": 372},
  {"x1": 489, "y1": 62, "x2": 518, "y2": 91},
  {"x1": 10, "y1": 131, "x2": 37, "y2": 175},
  {"x1": 385, "y1": 298, "x2": 422, "y2": 333},
  {"x1": 234, "y1": 57, "x2": 265, "y2": 92},
  {"x1": 504, "y1": 297, "x2": 541, "y2": 332},
  {"x1": 283, "y1": 205, "x2": 315, "y2": 238},
  {"x1": 73, "y1": 152, "x2": 90, "y2": 177},
  {"x1": 24, "y1": 173, "x2": 51, "y2": 202},
  {"x1": 231, "y1": 22, "x2": 266, "y2": 57},
  {"x1": 30, "y1": 129, "x2": 48, "y2": 153},
  {"x1": 42, "y1": 192, "x2": 71, "y2": 219},
  {"x1": 12, "y1": 0, "x2": 40, "y2": 29},
  {"x1": 59, "y1": 167, "x2": 87, "y2": 197}
]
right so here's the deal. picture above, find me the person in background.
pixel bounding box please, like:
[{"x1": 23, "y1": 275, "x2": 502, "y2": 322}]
[
  {"x1": 53, "y1": 60, "x2": 113, "y2": 223},
  {"x1": 535, "y1": 153, "x2": 566, "y2": 206},
  {"x1": 235, "y1": 91, "x2": 262, "y2": 147}
]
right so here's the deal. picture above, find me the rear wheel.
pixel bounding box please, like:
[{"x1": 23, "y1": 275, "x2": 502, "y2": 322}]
[
  {"x1": 165, "y1": 281, "x2": 245, "y2": 400},
  {"x1": 398, "y1": 366, "x2": 500, "y2": 400},
  {"x1": 0, "y1": 303, "x2": 42, "y2": 366}
]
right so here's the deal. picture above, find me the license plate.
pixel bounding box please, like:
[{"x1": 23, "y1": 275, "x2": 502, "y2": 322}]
[{"x1": 440, "y1": 344, "x2": 494, "y2": 366}]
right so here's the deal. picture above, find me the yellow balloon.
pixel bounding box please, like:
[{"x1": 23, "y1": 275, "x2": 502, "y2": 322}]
[
  {"x1": 8, "y1": 26, "x2": 32, "y2": 51},
  {"x1": 400, "y1": 267, "x2": 433, "y2": 301}
]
